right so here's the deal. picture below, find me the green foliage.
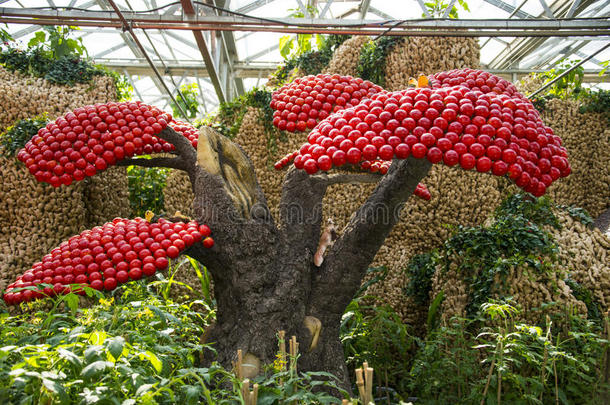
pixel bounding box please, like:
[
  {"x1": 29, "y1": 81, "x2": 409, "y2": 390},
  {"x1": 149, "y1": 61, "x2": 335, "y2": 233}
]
[
  {"x1": 171, "y1": 83, "x2": 200, "y2": 119},
  {"x1": 0, "y1": 25, "x2": 13, "y2": 43},
  {"x1": 404, "y1": 252, "x2": 437, "y2": 306},
  {"x1": 422, "y1": 0, "x2": 470, "y2": 18},
  {"x1": 0, "y1": 114, "x2": 48, "y2": 157},
  {"x1": 0, "y1": 266, "x2": 351, "y2": 404},
  {"x1": 564, "y1": 278, "x2": 603, "y2": 322},
  {"x1": 272, "y1": 34, "x2": 350, "y2": 85},
  {"x1": 357, "y1": 36, "x2": 404, "y2": 87},
  {"x1": 27, "y1": 26, "x2": 88, "y2": 59},
  {"x1": 278, "y1": 7, "x2": 325, "y2": 62},
  {"x1": 0, "y1": 27, "x2": 132, "y2": 100},
  {"x1": 201, "y1": 88, "x2": 284, "y2": 159},
  {"x1": 127, "y1": 164, "x2": 170, "y2": 218},
  {"x1": 409, "y1": 316, "x2": 480, "y2": 402},
  {"x1": 340, "y1": 296, "x2": 416, "y2": 402},
  {"x1": 557, "y1": 204, "x2": 594, "y2": 227},
  {"x1": 435, "y1": 194, "x2": 560, "y2": 317},
  {"x1": 0, "y1": 279, "x2": 217, "y2": 404},
  {"x1": 409, "y1": 301, "x2": 609, "y2": 404},
  {"x1": 532, "y1": 59, "x2": 586, "y2": 100},
  {"x1": 579, "y1": 89, "x2": 610, "y2": 123}
]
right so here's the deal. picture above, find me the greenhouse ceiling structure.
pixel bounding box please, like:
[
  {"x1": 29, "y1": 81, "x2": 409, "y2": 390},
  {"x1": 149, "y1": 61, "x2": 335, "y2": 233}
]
[{"x1": 1, "y1": 0, "x2": 608, "y2": 116}]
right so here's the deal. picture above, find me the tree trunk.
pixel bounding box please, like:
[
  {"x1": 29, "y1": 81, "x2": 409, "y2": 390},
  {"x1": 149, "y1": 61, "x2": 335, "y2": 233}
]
[{"x1": 158, "y1": 126, "x2": 432, "y2": 391}]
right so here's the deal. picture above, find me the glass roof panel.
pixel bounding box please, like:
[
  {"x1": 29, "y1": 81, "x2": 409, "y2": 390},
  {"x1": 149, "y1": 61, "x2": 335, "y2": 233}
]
[{"x1": 0, "y1": 0, "x2": 607, "y2": 113}]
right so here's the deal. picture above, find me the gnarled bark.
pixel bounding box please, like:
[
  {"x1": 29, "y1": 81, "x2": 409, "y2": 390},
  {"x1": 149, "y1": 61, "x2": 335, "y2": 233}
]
[{"x1": 138, "y1": 126, "x2": 432, "y2": 389}]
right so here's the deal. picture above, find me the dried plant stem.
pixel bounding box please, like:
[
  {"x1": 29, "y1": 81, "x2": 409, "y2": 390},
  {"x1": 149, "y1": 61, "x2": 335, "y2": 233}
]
[{"x1": 480, "y1": 358, "x2": 496, "y2": 405}]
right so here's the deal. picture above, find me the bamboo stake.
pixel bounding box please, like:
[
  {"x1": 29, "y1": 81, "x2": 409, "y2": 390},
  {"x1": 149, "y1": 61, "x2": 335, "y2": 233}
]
[
  {"x1": 242, "y1": 379, "x2": 250, "y2": 403},
  {"x1": 236, "y1": 349, "x2": 243, "y2": 381},
  {"x1": 289, "y1": 335, "x2": 299, "y2": 373},
  {"x1": 365, "y1": 366, "x2": 374, "y2": 405},
  {"x1": 355, "y1": 368, "x2": 366, "y2": 403},
  {"x1": 251, "y1": 383, "x2": 259, "y2": 405},
  {"x1": 278, "y1": 330, "x2": 286, "y2": 371}
]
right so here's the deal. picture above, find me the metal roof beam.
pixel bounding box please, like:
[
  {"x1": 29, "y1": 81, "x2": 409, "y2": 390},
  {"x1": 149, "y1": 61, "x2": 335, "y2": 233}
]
[
  {"x1": 236, "y1": 0, "x2": 276, "y2": 14},
  {"x1": 368, "y1": 6, "x2": 392, "y2": 20},
  {"x1": 319, "y1": 0, "x2": 333, "y2": 18},
  {"x1": 93, "y1": 41, "x2": 127, "y2": 58},
  {"x1": 106, "y1": 0, "x2": 190, "y2": 118},
  {"x1": 538, "y1": 0, "x2": 556, "y2": 18},
  {"x1": 180, "y1": 0, "x2": 226, "y2": 103},
  {"x1": 482, "y1": 0, "x2": 531, "y2": 19},
  {"x1": 1, "y1": 8, "x2": 609, "y2": 37},
  {"x1": 359, "y1": 0, "x2": 371, "y2": 18},
  {"x1": 213, "y1": 0, "x2": 245, "y2": 96},
  {"x1": 566, "y1": 0, "x2": 582, "y2": 18}
]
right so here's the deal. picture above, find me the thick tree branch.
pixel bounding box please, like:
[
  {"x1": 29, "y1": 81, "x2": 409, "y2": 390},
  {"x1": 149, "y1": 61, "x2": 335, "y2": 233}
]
[
  {"x1": 116, "y1": 156, "x2": 187, "y2": 170},
  {"x1": 155, "y1": 126, "x2": 198, "y2": 170},
  {"x1": 279, "y1": 167, "x2": 329, "y2": 254},
  {"x1": 308, "y1": 157, "x2": 433, "y2": 317}
]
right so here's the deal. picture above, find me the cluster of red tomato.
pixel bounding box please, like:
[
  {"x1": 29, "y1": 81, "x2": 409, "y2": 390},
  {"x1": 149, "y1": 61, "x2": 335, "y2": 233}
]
[
  {"x1": 271, "y1": 69, "x2": 571, "y2": 197},
  {"x1": 16, "y1": 102, "x2": 199, "y2": 187},
  {"x1": 428, "y1": 68, "x2": 520, "y2": 97},
  {"x1": 2, "y1": 217, "x2": 214, "y2": 305},
  {"x1": 270, "y1": 74, "x2": 384, "y2": 132}
]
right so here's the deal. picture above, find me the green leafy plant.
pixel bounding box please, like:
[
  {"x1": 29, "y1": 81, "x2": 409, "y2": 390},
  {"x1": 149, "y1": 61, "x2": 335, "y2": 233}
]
[
  {"x1": 579, "y1": 89, "x2": 610, "y2": 123},
  {"x1": 557, "y1": 204, "x2": 594, "y2": 227},
  {"x1": 533, "y1": 58, "x2": 586, "y2": 100},
  {"x1": 171, "y1": 83, "x2": 201, "y2": 119},
  {"x1": 341, "y1": 296, "x2": 416, "y2": 402},
  {"x1": 272, "y1": 34, "x2": 349, "y2": 84},
  {"x1": 409, "y1": 301, "x2": 609, "y2": 404},
  {"x1": 0, "y1": 114, "x2": 48, "y2": 157},
  {"x1": 126, "y1": 164, "x2": 170, "y2": 218},
  {"x1": 0, "y1": 274, "x2": 354, "y2": 404},
  {"x1": 422, "y1": 0, "x2": 470, "y2": 18},
  {"x1": 0, "y1": 25, "x2": 13, "y2": 44},
  {"x1": 436, "y1": 194, "x2": 561, "y2": 317},
  {"x1": 27, "y1": 26, "x2": 88, "y2": 59},
  {"x1": 357, "y1": 36, "x2": 404, "y2": 87},
  {"x1": 0, "y1": 27, "x2": 132, "y2": 100},
  {"x1": 409, "y1": 315, "x2": 480, "y2": 402},
  {"x1": 404, "y1": 252, "x2": 437, "y2": 306},
  {"x1": 278, "y1": 7, "x2": 324, "y2": 60}
]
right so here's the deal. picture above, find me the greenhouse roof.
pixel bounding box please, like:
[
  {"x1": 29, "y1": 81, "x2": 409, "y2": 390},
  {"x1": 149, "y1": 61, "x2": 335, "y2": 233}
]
[{"x1": 1, "y1": 0, "x2": 609, "y2": 116}]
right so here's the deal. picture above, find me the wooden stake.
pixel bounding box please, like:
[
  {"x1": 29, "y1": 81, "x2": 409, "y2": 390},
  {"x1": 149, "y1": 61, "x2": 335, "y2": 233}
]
[
  {"x1": 356, "y1": 368, "x2": 366, "y2": 404},
  {"x1": 242, "y1": 379, "x2": 250, "y2": 404},
  {"x1": 251, "y1": 383, "x2": 259, "y2": 405},
  {"x1": 365, "y1": 366, "x2": 374, "y2": 405},
  {"x1": 289, "y1": 335, "x2": 299, "y2": 373},
  {"x1": 278, "y1": 330, "x2": 286, "y2": 371},
  {"x1": 236, "y1": 349, "x2": 243, "y2": 381}
]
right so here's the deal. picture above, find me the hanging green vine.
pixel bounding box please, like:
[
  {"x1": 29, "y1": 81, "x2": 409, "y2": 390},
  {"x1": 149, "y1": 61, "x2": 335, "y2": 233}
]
[
  {"x1": 357, "y1": 36, "x2": 405, "y2": 87},
  {"x1": 0, "y1": 114, "x2": 48, "y2": 157}
]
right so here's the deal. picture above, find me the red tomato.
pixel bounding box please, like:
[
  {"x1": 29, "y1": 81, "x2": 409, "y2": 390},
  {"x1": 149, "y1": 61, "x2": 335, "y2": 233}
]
[
  {"x1": 411, "y1": 143, "x2": 427, "y2": 159},
  {"x1": 202, "y1": 237, "x2": 215, "y2": 249},
  {"x1": 104, "y1": 278, "x2": 117, "y2": 290},
  {"x1": 128, "y1": 268, "x2": 142, "y2": 281}
]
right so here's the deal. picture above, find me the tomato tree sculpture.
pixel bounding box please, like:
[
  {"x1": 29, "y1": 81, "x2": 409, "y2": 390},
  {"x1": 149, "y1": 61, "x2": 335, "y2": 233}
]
[{"x1": 3, "y1": 69, "x2": 570, "y2": 388}]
